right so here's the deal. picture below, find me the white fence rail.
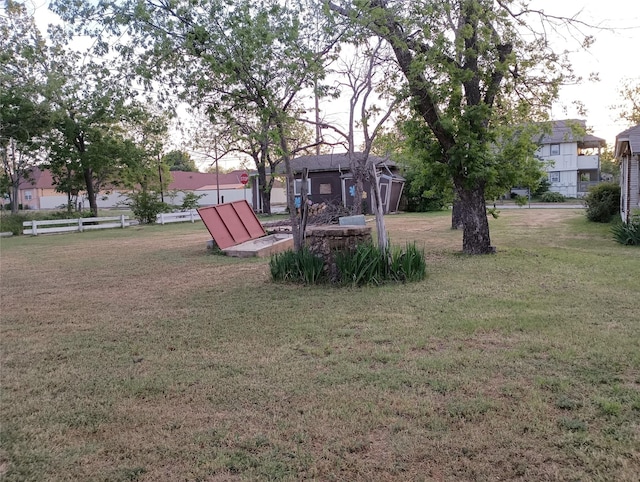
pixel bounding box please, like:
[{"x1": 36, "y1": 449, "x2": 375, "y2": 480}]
[
  {"x1": 23, "y1": 215, "x2": 129, "y2": 236},
  {"x1": 157, "y1": 210, "x2": 201, "y2": 224}
]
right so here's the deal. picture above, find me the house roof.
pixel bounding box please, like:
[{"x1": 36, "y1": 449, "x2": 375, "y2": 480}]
[
  {"x1": 17, "y1": 168, "x2": 249, "y2": 192},
  {"x1": 615, "y1": 124, "x2": 640, "y2": 157},
  {"x1": 16, "y1": 167, "x2": 54, "y2": 190},
  {"x1": 275, "y1": 153, "x2": 397, "y2": 174},
  {"x1": 167, "y1": 170, "x2": 247, "y2": 190},
  {"x1": 538, "y1": 119, "x2": 606, "y2": 149}
]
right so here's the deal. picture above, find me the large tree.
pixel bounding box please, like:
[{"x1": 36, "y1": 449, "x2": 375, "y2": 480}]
[
  {"x1": 162, "y1": 150, "x2": 198, "y2": 173},
  {"x1": 52, "y1": 0, "x2": 340, "y2": 248},
  {"x1": 329, "y1": 0, "x2": 582, "y2": 254},
  {"x1": 42, "y1": 24, "x2": 143, "y2": 216},
  {"x1": 0, "y1": 1, "x2": 52, "y2": 213}
]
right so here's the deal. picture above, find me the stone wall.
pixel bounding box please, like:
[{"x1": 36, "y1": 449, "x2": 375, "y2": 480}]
[{"x1": 306, "y1": 225, "x2": 373, "y2": 282}]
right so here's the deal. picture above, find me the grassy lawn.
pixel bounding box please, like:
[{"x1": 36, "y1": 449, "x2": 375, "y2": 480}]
[{"x1": 1, "y1": 210, "x2": 639, "y2": 481}]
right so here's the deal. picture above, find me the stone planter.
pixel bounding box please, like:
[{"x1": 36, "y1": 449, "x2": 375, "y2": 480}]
[{"x1": 306, "y1": 225, "x2": 373, "y2": 282}]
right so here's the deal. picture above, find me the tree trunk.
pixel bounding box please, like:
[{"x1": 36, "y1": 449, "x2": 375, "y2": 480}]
[
  {"x1": 370, "y1": 162, "x2": 388, "y2": 251},
  {"x1": 276, "y1": 120, "x2": 302, "y2": 251},
  {"x1": 257, "y1": 165, "x2": 271, "y2": 214},
  {"x1": 455, "y1": 180, "x2": 495, "y2": 254},
  {"x1": 451, "y1": 195, "x2": 464, "y2": 230},
  {"x1": 10, "y1": 183, "x2": 19, "y2": 215},
  {"x1": 83, "y1": 167, "x2": 98, "y2": 216}
]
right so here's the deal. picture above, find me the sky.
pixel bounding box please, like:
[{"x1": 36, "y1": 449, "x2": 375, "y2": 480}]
[
  {"x1": 24, "y1": 0, "x2": 640, "y2": 164},
  {"x1": 541, "y1": 0, "x2": 640, "y2": 146}
]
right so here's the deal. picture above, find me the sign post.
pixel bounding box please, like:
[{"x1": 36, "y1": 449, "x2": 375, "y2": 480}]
[{"x1": 240, "y1": 172, "x2": 249, "y2": 203}]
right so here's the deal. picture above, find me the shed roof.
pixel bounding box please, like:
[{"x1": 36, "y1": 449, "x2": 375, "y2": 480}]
[
  {"x1": 538, "y1": 119, "x2": 606, "y2": 148},
  {"x1": 615, "y1": 124, "x2": 640, "y2": 157},
  {"x1": 275, "y1": 153, "x2": 397, "y2": 174}
]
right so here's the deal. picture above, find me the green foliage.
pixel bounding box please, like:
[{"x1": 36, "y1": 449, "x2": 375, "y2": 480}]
[
  {"x1": 388, "y1": 242, "x2": 427, "y2": 283},
  {"x1": 584, "y1": 183, "x2": 621, "y2": 223},
  {"x1": 162, "y1": 150, "x2": 198, "y2": 172},
  {"x1": 0, "y1": 213, "x2": 28, "y2": 235},
  {"x1": 540, "y1": 191, "x2": 566, "y2": 203},
  {"x1": 533, "y1": 178, "x2": 551, "y2": 196},
  {"x1": 599, "y1": 148, "x2": 620, "y2": 179},
  {"x1": 335, "y1": 242, "x2": 426, "y2": 286},
  {"x1": 270, "y1": 242, "x2": 426, "y2": 286},
  {"x1": 335, "y1": 243, "x2": 387, "y2": 286},
  {"x1": 180, "y1": 192, "x2": 204, "y2": 211},
  {"x1": 514, "y1": 194, "x2": 529, "y2": 207},
  {"x1": 124, "y1": 191, "x2": 171, "y2": 224},
  {"x1": 335, "y1": 1, "x2": 573, "y2": 254},
  {"x1": 611, "y1": 216, "x2": 640, "y2": 246},
  {"x1": 269, "y1": 248, "x2": 326, "y2": 284}
]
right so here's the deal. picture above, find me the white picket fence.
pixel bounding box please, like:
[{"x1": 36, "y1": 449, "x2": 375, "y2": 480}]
[
  {"x1": 156, "y1": 210, "x2": 201, "y2": 224},
  {"x1": 23, "y1": 215, "x2": 129, "y2": 236}
]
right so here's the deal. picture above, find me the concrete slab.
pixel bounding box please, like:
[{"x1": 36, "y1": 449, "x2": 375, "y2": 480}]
[
  {"x1": 339, "y1": 215, "x2": 366, "y2": 226},
  {"x1": 222, "y1": 233, "x2": 293, "y2": 258}
]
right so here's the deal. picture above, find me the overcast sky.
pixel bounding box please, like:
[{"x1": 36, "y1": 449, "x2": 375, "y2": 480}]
[
  {"x1": 27, "y1": 0, "x2": 640, "y2": 157},
  {"x1": 529, "y1": 0, "x2": 640, "y2": 145}
]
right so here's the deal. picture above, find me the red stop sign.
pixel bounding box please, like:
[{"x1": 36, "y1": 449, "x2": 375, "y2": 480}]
[{"x1": 240, "y1": 172, "x2": 249, "y2": 185}]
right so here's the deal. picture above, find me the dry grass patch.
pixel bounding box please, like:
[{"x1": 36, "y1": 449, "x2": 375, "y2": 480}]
[{"x1": 1, "y1": 212, "x2": 639, "y2": 480}]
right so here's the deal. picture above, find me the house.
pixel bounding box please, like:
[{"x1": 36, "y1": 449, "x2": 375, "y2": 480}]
[
  {"x1": 615, "y1": 124, "x2": 640, "y2": 223},
  {"x1": 7, "y1": 168, "x2": 68, "y2": 210},
  {"x1": 166, "y1": 170, "x2": 251, "y2": 207},
  {"x1": 272, "y1": 152, "x2": 405, "y2": 214},
  {"x1": 536, "y1": 119, "x2": 606, "y2": 198},
  {"x1": 10, "y1": 168, "x2": 252, "y2": 210}
]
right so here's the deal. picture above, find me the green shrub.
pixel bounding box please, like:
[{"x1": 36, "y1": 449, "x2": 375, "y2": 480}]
[
  {"x1": 611, "y1": 216, "x2": 640, "y2": 246},
  {"x1": 181, "y1": 192, "x2": 204, "y2": 211},
  {"x1": 584, "y1": 183, "x2": 620, "y2": 223},
  {"x1": 0, "y1": 213, "x2": 28, "y2": 235},
  {"x1": 269, "y1": 248, "x2": 325, "y2": 284},
  {"x1": 514, "y1": 194, "x2": 529, "y2": 207},
  {"x1": 124, "y1": 191, "x2": 172, "y2": 224},
  {"x1": 270, "y1": 242, "x2": 427, "y2": 286},
  {"x1": 533, "y1": 177, "x2": 551, "y2": 197},
  {"x1": 335, "y1": 242, "x2": 426, "y2": 286},
  {"x1": 335, "y1": 243, "x2": 387, "y2": 285},
  {"x1": 388, "y1": 242, "x2": 427, "y2": 283},
  {"x1": 540, "y1": 191, "x2": 566, "y2": 203}
]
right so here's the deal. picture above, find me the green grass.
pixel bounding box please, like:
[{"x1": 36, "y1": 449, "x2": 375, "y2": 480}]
[{"x1": 1, "y1": 210, "x2": 639, "y2": 480}]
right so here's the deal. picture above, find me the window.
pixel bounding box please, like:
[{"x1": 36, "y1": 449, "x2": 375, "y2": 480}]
[
  {"x1": 550, "y1": 144, "x2": 561, "y2": 156},
  {"x1": 294, "y1": 179, "x2": 311, "y2": 196},
  {"x1": 24, "y1": 191, "x2": 33, "y2": 201},
  {"x1": 549, "y1": 172, "x2": 560, "y2": 183}
]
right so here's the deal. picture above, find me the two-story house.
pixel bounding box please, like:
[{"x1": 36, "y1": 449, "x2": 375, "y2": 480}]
[{"x1": 536, "y1": 119, "x2": 606, "y2": 198}]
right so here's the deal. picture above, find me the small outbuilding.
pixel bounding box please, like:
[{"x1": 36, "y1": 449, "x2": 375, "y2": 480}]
[
  {"x1": 615, "y1": 124, "x2": 640, "y2": 223},
  {"x1": 274, "y1": 152, "x2": 405, "y2": 215}
]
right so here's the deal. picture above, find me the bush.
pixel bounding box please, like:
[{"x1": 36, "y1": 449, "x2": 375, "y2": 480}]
[
  {"x1": 270, "y1": 242, "x2": 427, "y2": 286},
  {"x1": 269, "y1": 248, "x2": 326, "y2": 284},
  {"x1": 514, "y1": 194, "x2": 529, "y2": 207},
  {"x1": 181, "y1": 192, "x2": 204, "y2": 211},
  {"x1": 533, "y1": 178, "x2": 551, "y2": 197},
  {"x1": 0, "y1": 213, "x2": 28, "y2": 235},
  {"x1": 611, "y1": 216, "x2": 640, "y2": 246},
  {"x1": 584, "y1": 183, "x2": 621, "y2": 223},
  {"x1": 335, "y1": 242, "x2": 426, "y2": 286},
  {"x1": 540, "y1": 191, "x2": 566, "y2": 203},
  {"x1": 125, "y1": 191, "x2": 172, "y2": 224}
]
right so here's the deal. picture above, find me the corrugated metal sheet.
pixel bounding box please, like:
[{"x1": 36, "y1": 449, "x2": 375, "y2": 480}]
[{"x1": 198, "y1": 201, "x2": 266, "y2": 249}]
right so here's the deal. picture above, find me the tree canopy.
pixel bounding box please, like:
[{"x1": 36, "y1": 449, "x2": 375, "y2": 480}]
[
  {"x1": 162, "y1": 150, "x2": 198, "y2": 172},
  {"x1": 328, "y1": 0, "x2": 583, "y2": 253}
]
